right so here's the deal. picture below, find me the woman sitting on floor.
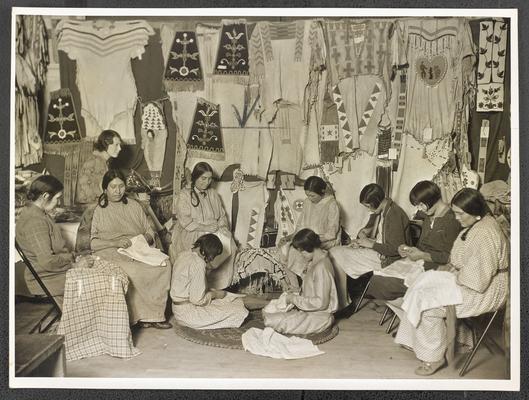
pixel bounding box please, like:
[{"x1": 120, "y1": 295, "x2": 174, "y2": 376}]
[
  {"x1": 394, "y1": 188, "x2": 509, "y2": 376},
  {"x1": 264, "y1": 229, "x2": 339, "y2": 335},
  {"x1": 171, "y1": 162, "x2": 236, "y2": 290},
  {"x1": 90, "y1": 169, "x2": 172, "y2": 329},
  {"x1": 366, "y1": 181, "x2": 461, "y2": 301},
  {"x1": 170, "y1": 234, "x2": 249, "y2": 330},
  {"x1": 16, "y1": 175, "x2": 94, "y2": 304},
  {"x1": 329, "y1": 183, "x2": 410, "y2": 280}
]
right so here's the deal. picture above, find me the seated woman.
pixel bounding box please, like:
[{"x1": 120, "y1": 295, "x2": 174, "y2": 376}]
[
  {"x1": 264, "y1": 229, "x2": 339, "y2": 335},
  {"x1": 330, "y1": 183, "x2": 410, "y2": 279},
  {"x1": 90, "y1": 170, "x2": 172, "y2": 329},
  {"x1": 16, "y1": 175, "x2": 93, "y2": 304},
  {"x1": 76, "y1": 129, "x2": 122, "y2": 205},
  {"x1": 170, "y1": 234, "x2": 249, "y2": 329},
  {"x1": 395, "y1": 188, "x2": 509, "y2": 376},
  {"x1": 366, "y1": 181, "x2": 461, "y2": 301},
  {"x1": 171, "y1": 162, "x2": 236, "y2": 290},
  {"x1": 75, "y1": 130, "x2": 123, "y2": 252},
  {"x1": 278, "y1": 176, "x2": 341, "y2": 250}
]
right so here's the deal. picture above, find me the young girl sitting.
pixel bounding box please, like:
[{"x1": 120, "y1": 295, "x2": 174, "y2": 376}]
[
  {"x1": 263, "y1": 229, "x2": 339, "y2": 335},
  {"x1": 170, "y1": 234, "x2": 249, "y2": 329}
]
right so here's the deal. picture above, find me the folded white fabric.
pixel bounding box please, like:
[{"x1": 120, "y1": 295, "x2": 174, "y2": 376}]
[
  {"x1": 402, "y1": 270, "x2": 463, "y2": 327},
  {"x1": 262, "y1": 292, "x2": 294, "y2": 313},
  {"x1": 373, "y1": 258, "x2": 425, "y2": 286},
  {"x1": 117, "y1": 234, "x2": 169, "y2": 266},
  {"x1": 241, "y1": 327, "x2": 324, "y2": 359}
]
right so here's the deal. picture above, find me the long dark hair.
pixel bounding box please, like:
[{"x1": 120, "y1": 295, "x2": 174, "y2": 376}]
[
  {"x1": 190, "y1": 162, "x2": 214, "y2": 208},
  {"x1": 451, "y1": 188, "x2": 491, "y2": 241},
  {"x1": 192, "y1": 233, "x2": 223, "y2": 263},
  {"x1": 27, "y1": 175, "x2": 64, "y2": 202},
  {"x1": 98, "y1": 169, "x2": 128, "y2": 208}
]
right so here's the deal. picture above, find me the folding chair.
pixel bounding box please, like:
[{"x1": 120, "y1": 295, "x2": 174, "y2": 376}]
[
  {"x1": 459, "y1": 307, "x2": 505, "y2": 377},
  {"x1": 15, "y1": 241, "x2": 62, "y2": 334}
]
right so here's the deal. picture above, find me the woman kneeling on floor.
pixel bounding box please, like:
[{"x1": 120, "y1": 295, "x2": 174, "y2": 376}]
[
  {"x1": 264, "y1": 229, "x2": 339, "y2": 335},
  {"x1": 170, "y1": 234, "x2": 249, "y2": 329}
]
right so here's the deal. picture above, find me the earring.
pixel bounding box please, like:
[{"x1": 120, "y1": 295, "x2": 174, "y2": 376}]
[{"x1": 476, "y1": 216, "x2": 481, "y2": 221}]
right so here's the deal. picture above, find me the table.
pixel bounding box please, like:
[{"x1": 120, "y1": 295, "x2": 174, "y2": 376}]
[{"x1": 15, "y1": 334, "x2": 66, "y2": 377}]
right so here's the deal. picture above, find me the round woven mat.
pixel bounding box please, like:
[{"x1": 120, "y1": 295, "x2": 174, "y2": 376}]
[{"x1": 173, "y1": 310, "x2": 339, "y2": 350}]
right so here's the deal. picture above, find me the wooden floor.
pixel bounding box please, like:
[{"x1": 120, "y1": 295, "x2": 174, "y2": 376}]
[{"x1": 14, "y1": 303, "x2": 506, "y2": 380}]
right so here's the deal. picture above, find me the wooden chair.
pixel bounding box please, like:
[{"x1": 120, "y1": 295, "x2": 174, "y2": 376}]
[{"x1": 14, "y1": 241, "x2": 62, "y2": 334}]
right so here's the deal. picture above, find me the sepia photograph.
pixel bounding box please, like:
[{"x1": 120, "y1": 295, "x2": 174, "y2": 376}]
[{"x1": 9, "y1": 7, "x2": 520, "y2": 391}]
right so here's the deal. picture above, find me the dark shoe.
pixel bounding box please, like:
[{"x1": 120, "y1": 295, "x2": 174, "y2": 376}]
[{"x1": 151, "y1": 321, "x2": 173, "y2": 329}]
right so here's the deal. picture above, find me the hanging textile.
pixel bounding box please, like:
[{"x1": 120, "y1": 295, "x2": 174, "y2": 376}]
[
  {"x1": 319, "y1": 92, "x2": 340, "y2": 164},
  {"x1": 186, "y1": 98, "x2": 225, "y2": 160},
  {"x1": 56, "y1": 19, "x2": 154, "y2": 144},
  {"x1": 398, "y1": 18, "x2": 475, "y2": 143},
  {"x1": 15, "y1": 15, "x2": 49, "y2": 167},
  {"x1": 44, "y1": 88, "x2": 81, "y2": 143},
  {"x1": 213, "y1": 20, "x2": 250, "y2": 83},
  {"x1": 331, "y1": 85, "x2": 355, "y2": 152},
  {"x1": 476, "y1": 20, "x2": 508, "y2": 112},
  {"x1": 275, "y1": 188, "x2": 298, "y2": 244},
  {"x1": 234, "y1": 182, "x2": 268, "y2": 248},
  {"x1": 164, "y1": 30, "x2": 203, "y2": 92},
  {"x1": 42, "y1": 143, "x2": 81, "y2": 206},
  {"x1": 323, "y1": 19, "x2": 396, "y2": 103},
  {"x1": 467, "y1": 19, "x2": 511, "y2": 183},
  {"x1": 140, "y1": 100, "x2": 168, "y2": 188},
  {"x1": 249, "y1": 20, "x2": 325, "y2": 122},
  {"x1": 131, "y1": 29, "x2": 176, "y2": 189},
  {"x1": 476, "y1": 119, "x2": 490, "y2": 183},
  {"x1": 391, "y1": 69, "x2": 408, "y2": 170}
]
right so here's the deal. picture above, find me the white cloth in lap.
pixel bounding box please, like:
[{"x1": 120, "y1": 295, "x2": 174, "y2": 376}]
[
  {"x1": 329, "y1": 246, "x2": 382, "y2": 279},
  {"x1": 117, "y1": 234, "x2": 169, "y2": 266},
  {"x1": 401, "y1": 270, "x2": 463, "y2": 327}
]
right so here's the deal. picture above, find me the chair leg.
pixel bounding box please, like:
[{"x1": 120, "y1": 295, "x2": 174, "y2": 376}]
[
  {"x1": 386, "y1": 314, "x2": 397, "y2": 334},
  {"x1": 459, "y1": 310, "x2": 499, "y2": 377},
  {"x1": 353, "y1": 279, "x2": 371, "y2": 314},
  {"x1": 29, "y1": 306, "x2": 57, "y2": 334},
  {"x1": 379, "y1": 307, "x2": 390, "y2": 326}
]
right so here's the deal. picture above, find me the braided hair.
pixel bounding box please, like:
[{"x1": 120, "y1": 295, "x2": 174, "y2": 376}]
[
  {"x1": 190, "y1": 162, "x2": 214, "y2": 208},
  {"x1": 98, "y1": 169, "x2": 128, "y2": 208}
]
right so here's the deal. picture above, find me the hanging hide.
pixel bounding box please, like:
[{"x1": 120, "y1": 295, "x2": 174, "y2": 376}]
[
  {"x1": 164, "y1": 30, "x2": 204, "y2": 92},
  {"x1": 44, "y1": 88, "x2": 81, "y2": 144},
  {"x1": 476, "y1": 20, "x2": 507, "y2": 112},
  {"x1": 186, "y1": 98, "x2": 225, "y2": 160},
  {"x1": 140, "y1": 100, "x2": 168, "y2": 188},
  {"x1": 213, "y1": 20, "x2": 250, "y2": 83}
]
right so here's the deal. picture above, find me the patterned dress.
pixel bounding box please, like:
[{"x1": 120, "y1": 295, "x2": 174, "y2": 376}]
[
  {"x1": 170, "y1": 251, "x2": 249, "y2": 329},
  {"x1": 91, "y1": 198, "x2": 171, "y2": 325},
  {"x1": 171, "y1": 188, "x2": 236, "y2": 290},
  {"x1": 395, "y1": 215, "x2": 509, "y2": 362},
  {"x1": 16, "y1": 204, "x2": 74, "y2": 297},
  {"x1": 264, "y1": 250, "x2": 338, "y2": 335}
]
